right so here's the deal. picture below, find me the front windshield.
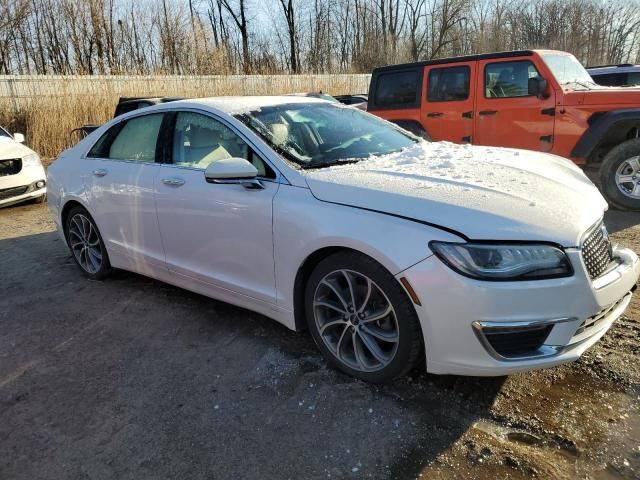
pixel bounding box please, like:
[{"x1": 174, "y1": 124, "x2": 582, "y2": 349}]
[
  {"x1": 542, "y1": 53, "x2": 594, "y2": 86},
  {"x1": 0, "y1": 127, "x2": 11, "y2": 138},
  {"x1": 235, "y1": 102, "x2": 418, "y2": 168}
]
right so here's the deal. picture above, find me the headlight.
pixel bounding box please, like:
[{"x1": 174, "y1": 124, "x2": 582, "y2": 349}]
[
  {"x1": 22, "y1": 153, "x2": 41, "y2": 167},
  {"x1": 429, "y1": 242, "x2": 572, "y2": 280}
]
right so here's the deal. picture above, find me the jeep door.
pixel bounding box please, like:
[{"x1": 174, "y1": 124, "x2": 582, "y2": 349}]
[
  {"x1": 474, "y1": 58, "x2": 556, "y2": 152},
  {"x1": 422, "y1": 63, "x2": 475, "y2": 144}
]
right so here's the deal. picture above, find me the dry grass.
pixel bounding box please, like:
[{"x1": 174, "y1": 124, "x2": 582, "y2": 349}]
[{"x1": 0, "y1": 75, "x2": 371, "y2": 161}]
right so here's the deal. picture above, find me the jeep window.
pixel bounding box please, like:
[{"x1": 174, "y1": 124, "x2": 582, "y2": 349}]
[
  {"x1": 542, "y1": 54, "x2": 593, "y2": 87},
  {"x1": 427, "y1": 66, "x2": 470, "y2": 102},
  {"x1": 374, "y1": 70, "x2": 419, "y2": 107},
  {"x1": 485, "y1": 61, "x2": 541, "y2": 98}
]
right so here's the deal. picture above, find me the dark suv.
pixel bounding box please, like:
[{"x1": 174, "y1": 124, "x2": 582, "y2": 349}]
[{"x1": 588, "y1": 64, "x2": 640, "y2": 87}]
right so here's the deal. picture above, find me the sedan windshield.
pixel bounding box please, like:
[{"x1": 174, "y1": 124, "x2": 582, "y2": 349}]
[
  {"x1": 235, "y1": 102, "x2": 418, "y2": 168},
  {"x1": 541, "y1": 53, "x2": 595, "y2": 87},
  {"x1": 0, "y1": 127, "x2": 11, "y2": 138}
]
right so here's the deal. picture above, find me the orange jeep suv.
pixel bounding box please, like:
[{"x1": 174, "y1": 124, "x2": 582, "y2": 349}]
[{"x1": 368, "y1": 50, "x2": 640, "y2": 210}]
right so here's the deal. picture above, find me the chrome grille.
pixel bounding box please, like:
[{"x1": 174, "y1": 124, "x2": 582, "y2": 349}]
[{"x1": 582, "y1": 221, "x2": 613, "y2": 279}]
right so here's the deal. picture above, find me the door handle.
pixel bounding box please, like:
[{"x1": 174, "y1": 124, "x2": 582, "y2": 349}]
[
  {"x1": 462, "y1": 111, "x2": 473, "y2": 119},
  {"x1": 161, "y1": 177, "x2": 185, "y2": 187},
  {"x1": 426, "y1": 112, "x2": 443, "y2": 118},
  {"x1": 479, "y1": 110, "x2": 497, "y2": 116},
  {"x1": 92, "y1": 168, "x2": 108, "y2": 177}
]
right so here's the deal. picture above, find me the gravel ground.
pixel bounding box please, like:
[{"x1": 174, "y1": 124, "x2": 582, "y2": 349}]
[{"x1": 0, "y1": 202, "x2": 639, "y2": 480}]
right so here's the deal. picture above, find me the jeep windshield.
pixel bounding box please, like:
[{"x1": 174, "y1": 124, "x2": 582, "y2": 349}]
[
  {"x1": 235, "y1": 102, "x2": 418, "y2": 169},
  {"x1": 541, "y1": 53, "x2": 596, "y2": 88}
]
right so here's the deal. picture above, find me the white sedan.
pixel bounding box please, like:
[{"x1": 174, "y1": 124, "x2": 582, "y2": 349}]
[
  {"x1": 0, "y1": 127, "x2": 46, "y2": 207},
  {"x1": 47, "y1": 97, "x2": 639, "y2": 382}
]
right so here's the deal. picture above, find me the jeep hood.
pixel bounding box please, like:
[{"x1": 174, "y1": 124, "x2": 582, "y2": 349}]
[
  {"x1": 303, "y1": 142, "x2": 606, "y2": 247},
  {"x1": 563, "y1": 86, "x2": 640, "y2": 106},
  {"x1": 0, "y1": 137, "x2": 34, "y2": 160}
]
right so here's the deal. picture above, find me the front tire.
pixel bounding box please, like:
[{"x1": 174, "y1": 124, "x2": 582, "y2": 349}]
[
  {"x1": 600, "y1": 139, "x2": 640, "y2": 210},
  {"x1": 305, "y1": 251, "x2": 422, "y2": 383},
  {"x1": 65, "y1": 206, "x2": 112, "y2": 279}
]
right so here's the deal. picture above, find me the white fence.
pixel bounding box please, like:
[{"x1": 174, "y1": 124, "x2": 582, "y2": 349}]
[{"x1": 0, "y1": 74, "x2": 372, "y2": 107}]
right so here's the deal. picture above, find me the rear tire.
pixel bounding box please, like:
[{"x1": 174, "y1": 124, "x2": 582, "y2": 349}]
[
  {"x1": 65, "y1": 206, "x2": 112, "y2": 280},
  {"x1": 304, "y1": 251, "x2": 422, "y2": 383},
  {"x1": 600, "y1": 139, "x2": 640, "y2": 210}
]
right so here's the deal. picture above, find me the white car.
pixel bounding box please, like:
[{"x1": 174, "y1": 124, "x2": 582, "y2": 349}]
[
  {"x1": 46, "y1": 97, "x2": 639, "y2": 382},
  {"x1": 0, "y1": 127, "x2": 46, "y2": 207}
]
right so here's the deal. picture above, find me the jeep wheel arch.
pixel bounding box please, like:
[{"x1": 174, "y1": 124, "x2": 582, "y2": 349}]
[{"x1": 572, "y1": 109, "x2": 640, "y2": 162}]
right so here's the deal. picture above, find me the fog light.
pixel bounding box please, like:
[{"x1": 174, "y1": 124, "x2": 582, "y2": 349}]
[{"x1": 36, "y1": 180, "x2": 45, "y2": 188}]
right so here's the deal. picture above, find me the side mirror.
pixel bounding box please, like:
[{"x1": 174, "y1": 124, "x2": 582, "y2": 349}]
[
  {"x1": 204, "y1": 157, "x2": 263, "y2": 189},
  {"x1": 13, "y1": 133, "x2": 25, "y2": 143},
  {"x1": 528, "y1": 76, "x2": 549, "y2": 99}
]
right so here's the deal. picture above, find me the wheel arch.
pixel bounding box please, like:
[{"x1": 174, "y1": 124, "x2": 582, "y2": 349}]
[
  {"x1": 572, "y1": 110, "x2": 640, "y2": 163},
  {"x1": 292, "y1": 245, "x2": 420, "y2": 332}
]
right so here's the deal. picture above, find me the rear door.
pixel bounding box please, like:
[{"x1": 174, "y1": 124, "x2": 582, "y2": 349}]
[
  {"x1": 368, "y1": 67, "x2": 425, "y2": 136},
  {"x1": 474, "y1": 58, "x2": 555, "y2": 152},
  {"x1": 83, "y1": 112, "x2": 166, "y2": 273},
  {"x1": 422, "y1": 63, "x2": 475, "y2": 143}
]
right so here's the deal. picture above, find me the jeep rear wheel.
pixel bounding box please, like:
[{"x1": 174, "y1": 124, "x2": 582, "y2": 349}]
[{"x1": 600, "y1": 139, "x2": 640, "y2": 210}]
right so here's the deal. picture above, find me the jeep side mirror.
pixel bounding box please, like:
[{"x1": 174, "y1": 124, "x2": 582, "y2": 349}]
[{"x1": 528, "y1": 76, "x2": 548, "y2": 99}]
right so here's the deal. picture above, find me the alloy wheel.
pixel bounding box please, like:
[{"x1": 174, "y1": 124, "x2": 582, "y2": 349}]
[
  {"x1": 68, "y1": 213, "x2": 103, "y2": 274},
  {"x1": 313, "y1": 269, "x2": 399, "y2": 372},
  {"x1": 615, "y1": 156, "x2": 640, "y2": 198}
]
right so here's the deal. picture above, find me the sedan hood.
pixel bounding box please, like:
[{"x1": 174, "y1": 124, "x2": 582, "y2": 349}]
[
  {"x1": 0, "y1": 137, "x2": 34, "y2": 160},
  {"x1": 303, "y1": 142, "x2": 606, "y2": 246}
]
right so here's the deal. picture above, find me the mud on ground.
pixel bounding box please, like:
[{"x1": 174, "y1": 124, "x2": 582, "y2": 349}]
[{"x1": 0, "y1": 203, "x2": 638, "y2": 479}]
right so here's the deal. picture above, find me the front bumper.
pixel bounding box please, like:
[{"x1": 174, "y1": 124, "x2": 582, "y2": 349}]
[
  {"x1": 399, "y1": 245, "x2": 639, "y2": 376},
  {"x1": 0, "y1": 164, "x2": 47, "y2": 208}
]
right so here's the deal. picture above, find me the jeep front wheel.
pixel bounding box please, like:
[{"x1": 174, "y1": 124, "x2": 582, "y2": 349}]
[{"x1": 600, "y1": 138, "x2": 640, "y2": 211}]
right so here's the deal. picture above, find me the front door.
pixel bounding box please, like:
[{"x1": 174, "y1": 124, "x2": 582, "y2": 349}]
[
  {"x1": 154, "y1": 110, "x2": 279, "y2": 304},
  {"x1": 474, "y1": 59, "x2": 556, "y2": 152},
  {"x1": 83, "y1": 112, "x2": 166, "y2": 272}
]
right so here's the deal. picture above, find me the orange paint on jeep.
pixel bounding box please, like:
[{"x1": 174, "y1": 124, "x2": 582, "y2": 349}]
[{"x1": 369, "y1": 50, "x2": 640, "y2": 210}]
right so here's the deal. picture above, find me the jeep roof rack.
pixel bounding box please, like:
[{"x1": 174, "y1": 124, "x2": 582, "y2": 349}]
[{"x1": 587, "y1": 63, "x2": 635, "y2": 70}]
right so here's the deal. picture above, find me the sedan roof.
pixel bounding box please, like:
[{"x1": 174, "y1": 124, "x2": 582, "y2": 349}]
[{"x1": 185, "y1": 96, "x2": 330, "y2": 114}]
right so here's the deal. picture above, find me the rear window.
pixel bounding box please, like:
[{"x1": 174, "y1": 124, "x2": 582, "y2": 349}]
[
  {"x1": 427, "y1": 66, "x2": 470, "y2": 102},
  {"x1": 374, "y1": 70, "x2": 420, "y2": 108}
]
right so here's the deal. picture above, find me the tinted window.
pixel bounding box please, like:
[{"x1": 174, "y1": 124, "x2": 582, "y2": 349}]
[
  {"x1": 628, "y1": 72, "x2": 640, "y2": 86},
  {"x1": 374, "y1": 70, "x2": 419, "y2": 107},
  {"x1": 0, "y1": 127, "x2": 10, "y2": 138},
  {"x1": 591, "y1": 73, "x2": 627, "y2": 87},
  {"x1": 427, "y1": 66, "x2": 470, "y2": 102},
  {"x1": 172, "y1": 112, "x2": 274, "y2": 178},
  {"x1": 485, "y1": 61, "x2": 540, "y2": 98},
  {"x1": 87, "y1": 113, "x2": 163, "y2": 162}
]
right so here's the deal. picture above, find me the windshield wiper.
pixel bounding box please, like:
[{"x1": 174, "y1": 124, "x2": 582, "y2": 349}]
[{"x1": 300, "y1": 158, "x2": 362, "y2": 170}]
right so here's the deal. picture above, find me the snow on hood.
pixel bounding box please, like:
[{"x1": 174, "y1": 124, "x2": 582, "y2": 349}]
[
  {"x1": 0, "y1": 136, "x2": 34, "y2": 160},
  {"x1": 303, "y1": 142, "x2": 606, "y2": 246}
]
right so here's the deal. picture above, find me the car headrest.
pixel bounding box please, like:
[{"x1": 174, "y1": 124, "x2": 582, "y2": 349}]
[
  {"x1": 189, "y1": 126, "x2": 221, "y2": 148},
  {"x1": 269, "y1": 123, "x2": 289, "y2": 146}
]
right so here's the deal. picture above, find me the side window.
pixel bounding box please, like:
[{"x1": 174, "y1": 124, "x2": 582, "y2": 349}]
[
  {"x1": 87, "y1": 113, "x2": 163, "y2": 162},
  {"x1": 625, "y1": 72, "x2": 639, "y2": 86},
  {"x1": 374, "y1": 70, "x2": 419, "y2": 108},
  {"x1": 172, "y1": 112, "x2": 274, "y2": 178},
  {"x1": 485, "y1": 61, "x2": 540, "y2": 98},
  {"x1": 427, "y1": 66, "x2": 470, "y2": 102}
]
